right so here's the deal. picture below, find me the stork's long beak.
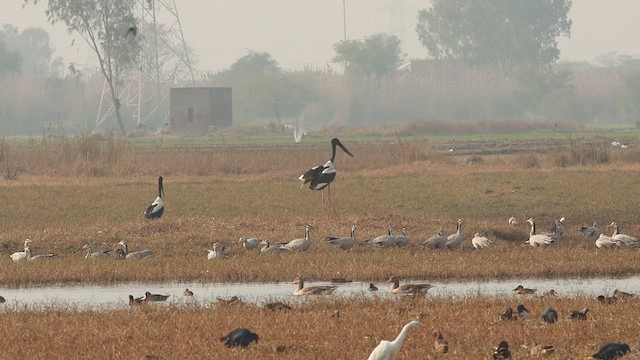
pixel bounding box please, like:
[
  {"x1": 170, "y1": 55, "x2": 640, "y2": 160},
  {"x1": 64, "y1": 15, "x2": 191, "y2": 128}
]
[{"x1": 336, "y1": 140, "x2": 354, "y2": 157}]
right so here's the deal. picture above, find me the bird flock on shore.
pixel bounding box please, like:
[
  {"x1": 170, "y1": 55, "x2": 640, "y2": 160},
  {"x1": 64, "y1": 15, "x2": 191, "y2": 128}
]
[{"x1": 4, "y1": 138, "x2": 638, "y2": 358}]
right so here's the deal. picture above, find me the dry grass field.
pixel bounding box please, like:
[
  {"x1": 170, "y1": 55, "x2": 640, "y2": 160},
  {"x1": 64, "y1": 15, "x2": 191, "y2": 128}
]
[{"x1": 1, "y1": 133, "x2": 640, "y2": 359}]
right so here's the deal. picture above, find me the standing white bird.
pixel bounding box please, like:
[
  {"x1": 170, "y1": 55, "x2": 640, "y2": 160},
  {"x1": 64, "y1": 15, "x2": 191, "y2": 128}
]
[
  {"x1": 299, "y1": 138, "x2": 354, "y2": 216},
  {"x1": 206, "y1": 243, "x2": 229, "y2": 259},
  {"x1": 325, "y1": 225, "x2": 357, "y2": 250},
  {"x1": 609, "y1": 222, "x2": 639, "y2": 248},
  {"x1": 279, "y1": 225, "x2": 311, "y2": 252},
  {"x1": 579, "y1": 221, "x2": 600, "y2": 238},
  {"x1": 367, "y1": 320, "x2": 421, "y2": 360},
  {"x1": 238, "y1": 237, "x2": 261, "y2": 250},
  {"x1": 446, "y1": 219, "x2": 464, "y2": 248},
  {"x1": 83, "y1": 244, "x2": 111, "y2": 259},
  {"x1": 144, "y1": 176, "x2": 164, "y2": 219},
  {"x1": 526, "y1": 218, "x2": 555, "y2": 247},
  {"x1": 10, "y1": 239, "x2": 32, "y2": 262},
  {"x1": 471, "y1": 233, "x2": 493, "y2": 249},
  {"x1": 117, "y1": 241, "x2": 153, "y2": 259},
  {"x1": 420, "y1": 229, "x2": 447, "y2": 249}
]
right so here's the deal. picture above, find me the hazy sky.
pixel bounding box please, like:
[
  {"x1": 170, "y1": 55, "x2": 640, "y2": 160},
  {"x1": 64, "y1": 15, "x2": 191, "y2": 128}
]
[{"x1": 1, "y1": 1, "x2": 639, "y2": 73}]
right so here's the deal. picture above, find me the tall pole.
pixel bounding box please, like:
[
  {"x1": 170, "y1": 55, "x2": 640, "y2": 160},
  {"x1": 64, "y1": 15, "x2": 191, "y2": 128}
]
[{"x1": 342, "y1": 0, "x2": 347, "y2": 41}]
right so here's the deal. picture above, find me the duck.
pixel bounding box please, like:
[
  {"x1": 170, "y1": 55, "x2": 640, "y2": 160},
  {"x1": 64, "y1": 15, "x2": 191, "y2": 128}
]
[
  {"x1": 260, "y1": 240, "x2": 288, "y2": 254},
  {"x1": 540, "y1": 307, "x2": 558, "y2": 324},
  {"x1": 493, "y1": 340, "x2": 511, "y2": 359},
  {"x1": 325, "y1": 225, "x2": 357, "y2": 250},
  {"x1": 128, "y1": 294, "x2": 145, "y2": 306},
  {"x1": 609, "y1": 222, "x2": 639, "y2": 248},
  {"x1": 279, "y1": 225, "x2": 311, "y2": 252},
  {"x1": 433, "y1": 331, "x2": 449, "y2": 354},
  {"x1": 597, "y1": 295, "x2": 617, "y2": 304},
  {"x1": 595, "y1": 234, "x2": 620, "y2": 248},
  {"x1": 117, "y1": 241, "x2": 152, "y2": 259},
  {"x1": 420, "y1": 229, "x2": 447, "y2": 249},
  {"x1": 526, "y1": 218, "x2": 555, "y2": 246},
  {"x1": 569, "y1": 308, "x2": 588, "y2": 320},
  {"x1": 387, "y1": 276, "x2": 433, "y2": 295},
  {"x1": 542, "y1": 289, "x2": 557, "y2": 297},
  {"x1": 368, "y1": 283, "x2": 379, "y2": 292},
  {"x1": 292, "y1": 277, "x2": 337, "y2": 295},
  {"x1": 183, "y1": 288, "x2": 194, "y2": 297},
  {"x1": 25, "y1": 247, "x2": 55, "y2": 261},
  {"x1": 591, "y1": 343, "x2": 631, "y2": 359},
  {"x1": 206, "y1": 243, "x2": 229, "y2": 259},
  {"x1": 525, "y1": 341, "x2": 555, "y2": 357},
  {"x1": 516, "y1": 304, "x2": 529, "y2": 320},
  {"x1": 579, "y1": 221, "x2": 600, "y2": 238},
  {"x1": 365, "y1": 226, "x2": 399, "y2": 248},
  {"x1": 393, "y1": 227, "x2": 411, "y2": 248},
  {"x1": 220, "y1": 328, "x2": 259, "y2": 348},
  {"x1": 471, "y1": 233, "x2": 492, "y2": 249},
  {"x1": 10, "y1": 239, "x2": 32, "y2": 262},
  {"x1": 446, "y1": 218, "x2": 464, "y2": 248},
  {"x1": 82, "y1": 244, "x2": 111, "y2": 259},
  {"x1": 217, "y1": 296, "x2": 241, "y2": 305},
  {"x1": 238, "y1": 237, "x2": 261, "y2": 250},
  {"x1": 144, "y1": 291, "x2": 170, "y2": 302},
  {"x1": 367, "y1": 320, "x2": 420, "y2": 360},
  {"x1": 330, "y1": 273, "x2": 352, "y2": 283},
  {"x1": 513, "y1": 285, "x2": 537, "y2": 295},
  {"x1": 265, "y1": 301, "x2": 291, "y2": 311},
  {"x1": 500, "y1": 307, "x2": 514, "y2": 321},
  {"x1": 613, "y1": 289, "x2": 634, "y2": 301}
]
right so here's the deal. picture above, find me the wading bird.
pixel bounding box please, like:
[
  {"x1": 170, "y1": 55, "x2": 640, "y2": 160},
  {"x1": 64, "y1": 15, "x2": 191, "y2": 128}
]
[
  {"x1": 299, "y1": 138, "x2": 354, "y2": 216},
  {"x1": 367, "y1": 320, "x2": 420, "y2": 360},
  {"x1": 144, "y1": 176, "x2": 164, "y2": 219}
]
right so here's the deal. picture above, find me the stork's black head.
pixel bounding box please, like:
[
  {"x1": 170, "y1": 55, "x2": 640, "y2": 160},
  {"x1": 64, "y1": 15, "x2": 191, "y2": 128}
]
[{"x1": 330, "y1": 138, "x2": 354, "y2": 158}]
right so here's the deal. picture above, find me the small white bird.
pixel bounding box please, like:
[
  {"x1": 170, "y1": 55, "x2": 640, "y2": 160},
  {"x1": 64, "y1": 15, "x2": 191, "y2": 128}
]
[
  {"x1": 238, "y1": 237, "x2": 261, "y2": 250},
  {"x1": 367, "y1": 320, "x2": 421, "y2": 360},
  {"x1": 471, "y1": 233, "x2": 492, "y2": 249},
  {"x1": 508, "y1": 217, "x2": 518, "y2": 226}
]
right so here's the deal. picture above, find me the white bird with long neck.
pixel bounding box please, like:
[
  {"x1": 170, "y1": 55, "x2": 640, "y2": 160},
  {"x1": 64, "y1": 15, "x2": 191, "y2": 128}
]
[
  {"x1": 325, "y1": 225, "x2": 357, "y2": 250},
  {"x1": 117, "y1": 241, "x2": 153, "y2": 259},
  {"x1": 525, "y1": 218, "x2": 555, "y2": 247},
  {"x1": 367, "y1": 320, "x2": 421, "y2": 360},
  {"x1": 10, "y1": 239, "x2": 32, "y2": 262},
  {"x1": 279, "y1": 225, "x2": 311, "y2": 252},
  {"x1": 446, "y1": 219, "x2": 464, "y2": 248},
  {"x1": 144, "y1": 176, "x2": 164, "y2": 219},
  {"x1": 609, "y1": 222, "x2": 639, "y2": 248}
]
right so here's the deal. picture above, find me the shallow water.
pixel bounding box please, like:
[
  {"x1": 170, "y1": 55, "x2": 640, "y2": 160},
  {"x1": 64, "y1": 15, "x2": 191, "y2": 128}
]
[{"x1": 0, "y1": 275, "x2": 638, "y2": 310}]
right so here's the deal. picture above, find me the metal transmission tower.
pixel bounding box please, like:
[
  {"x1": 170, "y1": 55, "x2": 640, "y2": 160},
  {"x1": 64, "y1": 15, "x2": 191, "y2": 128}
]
[{"x1": 95, "y1": 0, "x2": 195, "y2": 134}]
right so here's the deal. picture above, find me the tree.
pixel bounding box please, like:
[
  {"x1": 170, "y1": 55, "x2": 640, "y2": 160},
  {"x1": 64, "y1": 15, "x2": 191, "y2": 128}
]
[
  {"x1": 415, "y1": 0, "x2": 572, "y2": 69},
  {"x1": 0, "y1": 41, "x2": 22, "y2": 78},
  {"x1": 333, "y1": 33, "x2": 403, "y2": 82},
  {"x1": 0, "y1": 25, "x2": 62, "y2": 77},
  {"x1": 24, "y1": 0, "x2": 141, "y2": 135}
]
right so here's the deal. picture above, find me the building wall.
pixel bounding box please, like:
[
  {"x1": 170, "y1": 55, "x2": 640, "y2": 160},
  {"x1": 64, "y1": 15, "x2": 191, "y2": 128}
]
[{"x1": 169, "y1": 87, "x2": 232, "y2": 135}]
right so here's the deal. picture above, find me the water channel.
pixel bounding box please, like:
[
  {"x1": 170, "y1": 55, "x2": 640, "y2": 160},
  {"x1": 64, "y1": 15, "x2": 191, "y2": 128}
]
[{"x1": 0, "y1": 275, "x2": 638, "y2": 310}]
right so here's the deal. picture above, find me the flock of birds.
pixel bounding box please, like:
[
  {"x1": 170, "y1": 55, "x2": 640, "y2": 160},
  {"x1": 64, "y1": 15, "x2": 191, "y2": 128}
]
[{"x1": 5, "y1": 138, "x2": 639, "y2": 358}]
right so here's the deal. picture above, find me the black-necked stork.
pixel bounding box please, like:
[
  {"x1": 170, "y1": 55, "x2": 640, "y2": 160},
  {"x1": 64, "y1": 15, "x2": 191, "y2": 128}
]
[
  {"x1": 299, "y1": 138, "x2": 354, "y2": 215},
  {"x1": 144, "y1": 176, "x2": 164, "y2": 219}
]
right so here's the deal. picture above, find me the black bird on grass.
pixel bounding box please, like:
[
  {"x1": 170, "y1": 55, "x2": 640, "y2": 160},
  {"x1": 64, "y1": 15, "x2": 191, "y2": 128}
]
[
  {"x1": 299, "y1": 138, "x2": 354, "y2": 216},
  {"x1": 220, "y1": 328, "x2": 259, "y2": 348},
  {"x1": 145, "y1": 176, "x2": 164, "y2": 219},
  {"x1": 592, "y1": 343, "x2": 630, "y2": 359},
  {"x1": 493, "y1": 340, "x2": 511, "y2": 359}
]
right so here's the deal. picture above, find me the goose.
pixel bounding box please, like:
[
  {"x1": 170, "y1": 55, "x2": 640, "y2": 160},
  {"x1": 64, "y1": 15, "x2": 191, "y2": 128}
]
[
  {"x1": 393, "y1": 227, "x2": 410, "y2": 248},
  {"x1": 206, "y1": 243, "x2": 229, "y2": 259},
  {"x1": 471, "y1": 233, "x2": 492, "y2": 249},
  {"x1": 387, "y1": 276, "x2": 433, "y2": 295},
  {"x1": 279, "y1": 225, "x2": 311, "y2": 252},
  {"x1": 540, "y1": 307, "x2": 558, "y2": 324},
  {"x1": 367, "y1": 320, "x2": 420, "y2": 360},
  {"x1": 299, "y1": 138, "x2": 354, "y2": 216},
  {"x1": 579, "y1": 221, "x2": 600, "y2": 238},
  {"x1": 82, "y1": 244, "x2": 111, "y2": 259},
  {"x1": 609, "y1": 222, "x2": 639, "y2": 248},
  {"x1": 365, "y1": 226, "x2": 398, "y2": 248},
  {"x1": 569, "y1": 308, "x2": 589, "y2": 320},
  {"x1": 420, "y1": 229, "x2": 447, "y2": 249},
  {"x1": 525, "y1": 218, "x2": 555, "y2": 246},
  {"x1": 10, "y1": 239, "x2": 32, "y2": 262},
  {"x1": 513, "y1": 285, "x2": 537, "y2": 295},
  {"x1": 445, "y1": 218, "x2": 464, "y2": 248},
  {"x1": 492, "y1": 340, "x2": 511, "y2": 359},
  {"x1": 553, "y1": 217, "x2": 565, "y2": 237},
  {"x1": 238, "y1": 237, "x2": 261, "y2": 250},
  {"x1": 595, "y1": 234, "x2": 620, "y2": 248},
  {"x1": 325, "y1": 225, "x2": 357, "y2": 250},
  {"x1": 433, "y1": 331, "x2": 449, "y2": 354},
  {"x1": 183, "y1": 288, "x2": 194, "y2": 297},
  {"x1": 220, "y1": 328, "x2": 259, "y2": 348},
  {"x1": 25, "y1": 247, "x2": 55, "y2": 261},
  {"x1": 128, "y1": 294, "x2": 145, "y2": 306},
  {"x1": 591, "y1": 343, "x2": 630, "y2": 360},
  {"x1": 524, "y1": 341, "x2": 555, "y2": 357},
  {"x1": 117, "y1": 241, "x2": 153, "y2": 259},
  {"x1": 291, "y1": 277, "x2": 337, "y2": 295},
  {"x1": 144, "y1": 176, "x2": 164, "y2": 219},
  {"x1": 260, "y1": 240, "x2": 288, "y2": 254},
  {"x1": 144, "y1": 291, "x2": 170, "y2": 302}
]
